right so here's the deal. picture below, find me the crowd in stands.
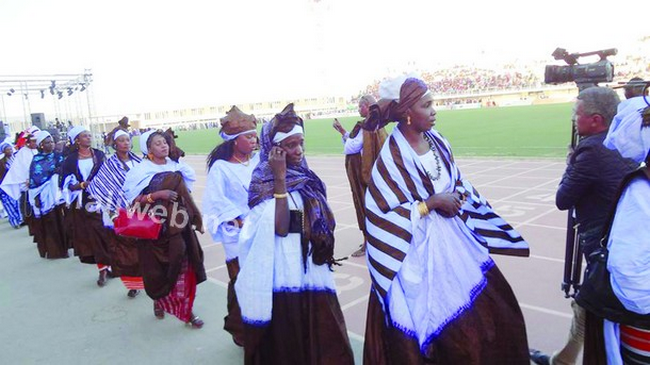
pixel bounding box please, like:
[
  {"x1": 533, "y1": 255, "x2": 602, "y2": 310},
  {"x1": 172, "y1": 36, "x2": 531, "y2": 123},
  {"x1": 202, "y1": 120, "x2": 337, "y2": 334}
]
[
  {"x1": 356, "y1": 65, "x2": 542, "y2": 102},
  {"x1": 354, "y1": 53, "x2": 650, "y2": 104}
]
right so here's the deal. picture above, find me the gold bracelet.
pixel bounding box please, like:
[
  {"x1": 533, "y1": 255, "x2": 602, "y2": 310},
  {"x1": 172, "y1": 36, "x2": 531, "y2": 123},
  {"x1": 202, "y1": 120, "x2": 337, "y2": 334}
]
[
  {"x1": 418, "y1": 201, "x2": 430, "y2": 217},
  {"x1": 273, "y1": 192, "x2": 288, "y2": 199},
  {"x1": 80, "y1": 182, "x2": 87, "y2": 190},
  {"x1": 146, "y1": 194, "x2": 155, "y2": 203}
]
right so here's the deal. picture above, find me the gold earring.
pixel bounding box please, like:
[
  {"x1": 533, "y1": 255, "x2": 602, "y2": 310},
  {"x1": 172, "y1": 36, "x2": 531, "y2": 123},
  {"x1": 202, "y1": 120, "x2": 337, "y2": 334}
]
[{"x1": 407, "y1": 115, "x2": 411, "y2": 125}]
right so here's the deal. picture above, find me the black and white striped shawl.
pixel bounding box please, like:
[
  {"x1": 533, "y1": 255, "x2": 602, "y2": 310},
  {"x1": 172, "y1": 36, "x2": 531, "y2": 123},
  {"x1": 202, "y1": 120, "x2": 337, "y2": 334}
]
[
  {"x1": 365, "y1": 127, "x2": 529, "y2": 305},
  {"x1": 87, "y1": 152, "x2": 142, "y2": 212}
]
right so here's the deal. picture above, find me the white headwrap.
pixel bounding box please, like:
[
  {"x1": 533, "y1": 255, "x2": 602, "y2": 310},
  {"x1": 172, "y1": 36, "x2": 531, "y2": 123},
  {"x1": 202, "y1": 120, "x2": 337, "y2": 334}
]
[
  {"x1": 68, "y1": 126, "x2": 88, "y2": 143},
  {"x1": 604, "y1": 96, "x2": 650, "y2": 163},
  {"x1": 113, "y1": 130, "x2": 130, "y2": 141},
  {"x1": 220, "y1": 129, "x2": 257, "y2": 142},
  {"x1": 272, "y1": 125, "x2": 304, "y2": 144},
  {"x1": 27, "y1": 126, "x2": 41, "y2": 135},
  {"x1": 0, "y1": 141, "x2": 12, "y2": 153},
  {"x1": 35, "y1": 131, "x2": 52, "y2": 146},
  {"x1": 139, "y1": 130, "x2": 156, "y2": 155},
  {"x1": 378, "y1": 72, "x2": 426, "y2": 100}
]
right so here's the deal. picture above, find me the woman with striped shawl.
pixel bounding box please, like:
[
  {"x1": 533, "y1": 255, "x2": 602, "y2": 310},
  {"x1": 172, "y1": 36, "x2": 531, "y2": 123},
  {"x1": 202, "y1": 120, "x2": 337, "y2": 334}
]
[
  {"x1": 87, "y1": 130, "x2": 143, "y2": 298},
  {"x1": 362, "y1": 77, "x2": 530, "y2": 364},
  {"x1": 235, "y1": 103, "x2": 354, "y2": 364},
  {"x1": 28, "y1": 131, "x2": 67, "y2": 259},
  {"x1": 0, "y1": 141, "x2": 22, "y2": 228}
]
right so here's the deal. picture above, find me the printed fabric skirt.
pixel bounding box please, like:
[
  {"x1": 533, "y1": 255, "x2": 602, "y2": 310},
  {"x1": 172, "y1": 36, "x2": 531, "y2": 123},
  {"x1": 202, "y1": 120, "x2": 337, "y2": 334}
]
[
  {"x1": 0, "y1": 190, "x2": 22, "y2": 228},
  {"x1": 154, "y1": 259, "x2": 197, "y2": 322}
]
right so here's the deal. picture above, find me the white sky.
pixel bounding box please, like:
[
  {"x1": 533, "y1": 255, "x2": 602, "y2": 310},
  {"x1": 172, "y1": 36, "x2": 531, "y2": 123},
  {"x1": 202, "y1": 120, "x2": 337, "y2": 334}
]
[{"x1": 0, "y1": 0, "x2": 648, "y2": 118}]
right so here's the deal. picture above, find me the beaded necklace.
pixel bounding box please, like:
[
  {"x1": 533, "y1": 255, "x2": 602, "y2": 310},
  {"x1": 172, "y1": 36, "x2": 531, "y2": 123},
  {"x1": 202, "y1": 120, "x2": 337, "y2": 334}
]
[{"x1": 422, "y1": 133, "x2": 442, "y2": 181}]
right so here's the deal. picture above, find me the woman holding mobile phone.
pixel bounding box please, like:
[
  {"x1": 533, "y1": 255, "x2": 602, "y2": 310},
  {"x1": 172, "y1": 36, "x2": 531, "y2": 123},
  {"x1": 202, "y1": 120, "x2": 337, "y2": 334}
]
[{"x1": 235, "y1": 103, "x2": 354, "y2": 364}]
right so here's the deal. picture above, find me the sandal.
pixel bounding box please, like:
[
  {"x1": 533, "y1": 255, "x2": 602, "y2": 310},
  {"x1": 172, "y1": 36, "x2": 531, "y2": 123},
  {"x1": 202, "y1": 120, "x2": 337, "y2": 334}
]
[
  {"x1": 351, "y1": 244, "x2": 366, "y2": 258},
  {"x1": 97, "y1": 270, "x2": 108, "y2": 287},
  {"x1": 154, "y1": 303, "x2": 164, "y2": 319},
  {"x1": 187, "y1": 314, "x2": 204, "y2": 329},
  {"x1": 127, "y1": 289, "x2": 140, "y2": 299}
]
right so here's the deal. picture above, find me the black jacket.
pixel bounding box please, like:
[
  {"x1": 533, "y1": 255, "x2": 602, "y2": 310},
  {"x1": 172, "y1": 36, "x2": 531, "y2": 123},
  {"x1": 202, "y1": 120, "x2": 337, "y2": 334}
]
[
  {"x1": 556, "y1": 132, "x2": 637, "y2": 236},
  {"x1": 59, "y1": 148, "x2": 106, "y2": 189}
]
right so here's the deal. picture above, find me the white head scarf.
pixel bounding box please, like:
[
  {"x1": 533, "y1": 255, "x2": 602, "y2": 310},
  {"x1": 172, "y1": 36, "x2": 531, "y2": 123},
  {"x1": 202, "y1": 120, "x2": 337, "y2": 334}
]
[
  {"x1": 139, "y1": 130, "x2": 156, "y2": 155},
  {"x1": 272, "y1": 125, "x2": 304, "y2": 144},
  {"x1": 378, "y1": 72, "x2": 424, "y2": 100},
  {"x1": 604, "y1": 97, "x2": 650, "y2": 163},
  {"x1": 220, "y1": 129, "x2": 257, "y2": 142},
  {"x1": 113, "y1": 130, "x2": 130, "y2": 141},
  {"x1": 35, "y1": 131, "x2": 52, "y2": 146},
  {"x1": 68, "y1": 126, "x2": 88, "y2": 143},
  {"x1": 0, "y1": 141, "x2": 12, "y2": 153}
]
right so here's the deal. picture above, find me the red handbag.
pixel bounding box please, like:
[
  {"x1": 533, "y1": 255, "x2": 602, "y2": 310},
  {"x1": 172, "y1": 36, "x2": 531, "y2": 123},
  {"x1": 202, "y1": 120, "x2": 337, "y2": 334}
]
[{"x1": 113, "y1": 207, "x2": 163, "y2": 240}]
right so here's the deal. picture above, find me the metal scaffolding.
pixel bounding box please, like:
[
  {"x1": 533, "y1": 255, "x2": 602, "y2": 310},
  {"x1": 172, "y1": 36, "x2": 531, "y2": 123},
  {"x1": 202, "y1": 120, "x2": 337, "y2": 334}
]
[{"x1": 0, "y1": 70, "x2": 94, "y2": 133}]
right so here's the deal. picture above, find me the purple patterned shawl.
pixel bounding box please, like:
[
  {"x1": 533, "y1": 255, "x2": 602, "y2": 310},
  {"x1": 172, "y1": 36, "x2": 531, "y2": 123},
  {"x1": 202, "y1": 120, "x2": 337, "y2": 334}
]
[{"x1": 248, "y1": 121, "x2": 336, "y2": 268}]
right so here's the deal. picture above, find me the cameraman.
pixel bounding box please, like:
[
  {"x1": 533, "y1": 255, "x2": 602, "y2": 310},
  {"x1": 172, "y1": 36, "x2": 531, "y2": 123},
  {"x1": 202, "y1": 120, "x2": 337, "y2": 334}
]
[{"x1": 530, "y1": 87, "x2": 637, "y2": 365}]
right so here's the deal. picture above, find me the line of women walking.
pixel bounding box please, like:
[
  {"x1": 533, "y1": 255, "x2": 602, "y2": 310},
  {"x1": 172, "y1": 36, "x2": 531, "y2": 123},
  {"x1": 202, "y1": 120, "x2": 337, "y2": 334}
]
[
  {"x1": 207, "y1": 77, "x2": 532, "y2": 364},
  {"x1": 3, "y1": 76, "x2": 537, "y2": 363},
  {"x1": 3, "y1": 125, "x2": 207, "y2": 329}
]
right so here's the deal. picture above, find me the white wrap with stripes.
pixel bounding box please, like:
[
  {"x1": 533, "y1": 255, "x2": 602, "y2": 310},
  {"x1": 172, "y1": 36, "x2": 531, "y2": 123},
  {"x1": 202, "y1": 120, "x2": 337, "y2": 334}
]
[
  {"x1": 87, "y1": 152, "x2": 142, "y2": 216},
  {"x1": 365, "y1": 126, "x2": 529, "y2": 351}
]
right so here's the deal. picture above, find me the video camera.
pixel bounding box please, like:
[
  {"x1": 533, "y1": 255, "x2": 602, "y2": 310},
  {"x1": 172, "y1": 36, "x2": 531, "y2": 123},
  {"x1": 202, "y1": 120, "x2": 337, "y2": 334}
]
[{"x1": 545, "y1": 47, "x2": 617, "y2": 86}]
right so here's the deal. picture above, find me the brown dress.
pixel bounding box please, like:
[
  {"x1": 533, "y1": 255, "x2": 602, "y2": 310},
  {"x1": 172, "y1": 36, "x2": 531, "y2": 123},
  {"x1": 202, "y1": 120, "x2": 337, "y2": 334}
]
[
  {"x1": 344, "y1": 122, "x2": 387, "y2": 236},
  {"x1": 243, "y1": 291, "x2": 355, "y2": 365},
  {"x1": 61, "y1": 149, "x2": 111, "y2": 264},
  {"x1": 364, "y1": 265, "x2": 530, "y2": 364},
  {"x1": 32, "y1": 205, "x2": 68, "y2": 259},
  {"x1": 136, "y1": 172, "x2": 206, "y2": 322}
]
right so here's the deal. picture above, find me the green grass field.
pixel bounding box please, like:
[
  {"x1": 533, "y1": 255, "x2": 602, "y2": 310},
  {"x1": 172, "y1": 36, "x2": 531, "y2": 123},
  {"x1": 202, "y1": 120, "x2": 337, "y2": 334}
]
[{"x1": 133, "y1": 103, "x2": 574, "y2": 158}]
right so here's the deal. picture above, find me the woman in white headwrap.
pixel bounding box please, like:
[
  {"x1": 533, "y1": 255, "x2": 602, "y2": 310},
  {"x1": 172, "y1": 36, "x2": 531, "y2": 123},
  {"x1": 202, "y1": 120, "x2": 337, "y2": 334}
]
[
  {"x1": 582, "y1": 96, "x2": 650, "y2": 365},
  {"x1": 123, "y1": 130, "x2": 206, "y2": 328},
  {"x1": 362, "y1": 78, "x2": 530, "y2": 364},
  {"x1": 60, "y1": 126, "x2": 111, "y2": 286},
  {"x1": 203, "y1": 106, "x2": 259, "y2": 345},
  {"x1": 0, "y1": 141, "x2": 22, "y2": 228},
  {"x1": 235, "y1": 104, "x2": 354, "y2": 364},
  {"x1": 28, "y1": 131, "x2": 68, "y2": 259},
  {"x1": 87, "y1": 129, "x2": 143, "y2": 298}
]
